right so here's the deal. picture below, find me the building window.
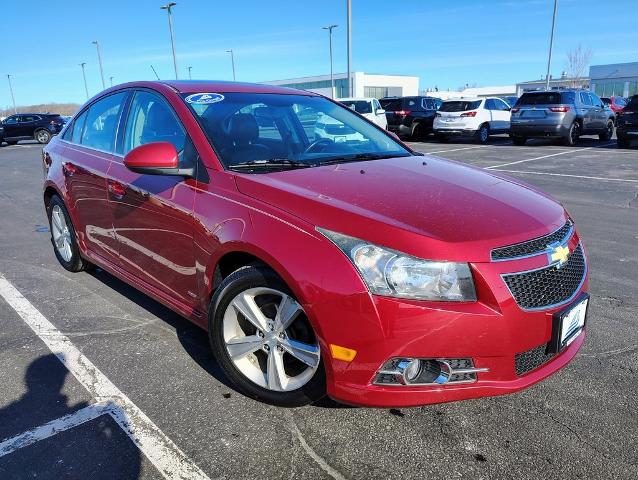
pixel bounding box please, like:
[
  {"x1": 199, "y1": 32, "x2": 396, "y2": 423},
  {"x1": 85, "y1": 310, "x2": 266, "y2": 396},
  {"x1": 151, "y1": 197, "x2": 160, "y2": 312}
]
[
  {"x1": 627, "y1": 82, "x2": 638, "y2": 97},
  {"x1": 594, "y1": 81, "x2": 626, "y2": 97},
  {"x1": 364, "y1": 86, "x2": 389, "y2": 99}
]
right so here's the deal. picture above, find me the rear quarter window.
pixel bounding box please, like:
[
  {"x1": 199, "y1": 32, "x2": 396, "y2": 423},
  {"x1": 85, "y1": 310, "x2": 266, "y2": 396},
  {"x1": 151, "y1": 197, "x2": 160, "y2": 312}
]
[{"x1": 439, "y1": 100, "x2": 482, "y2": 112}]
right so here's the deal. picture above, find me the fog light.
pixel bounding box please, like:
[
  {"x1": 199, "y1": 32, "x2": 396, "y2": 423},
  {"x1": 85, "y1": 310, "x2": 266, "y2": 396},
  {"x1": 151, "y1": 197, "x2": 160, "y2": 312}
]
[{"x1": 402, "y1": 359, "x2": 421, "y2": 383}]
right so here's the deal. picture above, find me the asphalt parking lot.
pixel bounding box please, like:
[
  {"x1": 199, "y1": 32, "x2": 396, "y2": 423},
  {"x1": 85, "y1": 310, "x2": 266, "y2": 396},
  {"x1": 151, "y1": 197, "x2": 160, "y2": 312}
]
[{"x1": 0, "y1": 136, "x2": 637, "y2": 479}]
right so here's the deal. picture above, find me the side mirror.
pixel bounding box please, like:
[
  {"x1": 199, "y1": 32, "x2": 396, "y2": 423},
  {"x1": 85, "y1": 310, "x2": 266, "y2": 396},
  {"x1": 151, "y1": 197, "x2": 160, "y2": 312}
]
[
  {"x1": 376, "y1": 108, "x2": 386, "y2": 115},
  {"x1": 124, "y1": 142, "x2": 193, "y2": 178}
]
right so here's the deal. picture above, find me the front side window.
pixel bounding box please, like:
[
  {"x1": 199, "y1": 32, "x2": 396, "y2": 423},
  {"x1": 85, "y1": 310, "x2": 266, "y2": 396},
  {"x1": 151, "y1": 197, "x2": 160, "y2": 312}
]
[
  {"x1": 81, "y1": 92, "x2": 127, "y2": 152},
  {"x1": 182, "y1": 92, "x2": 409, "y2": 170}
]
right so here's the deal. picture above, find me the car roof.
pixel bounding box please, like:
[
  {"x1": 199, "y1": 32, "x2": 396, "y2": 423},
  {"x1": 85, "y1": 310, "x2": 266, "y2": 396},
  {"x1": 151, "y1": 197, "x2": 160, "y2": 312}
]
[
  {"x1": 338, "y1": 97, "x2": 375, "y2": 101},
  {"x1": 113, "y1": 80, "x2": 319, "y2": 96}
]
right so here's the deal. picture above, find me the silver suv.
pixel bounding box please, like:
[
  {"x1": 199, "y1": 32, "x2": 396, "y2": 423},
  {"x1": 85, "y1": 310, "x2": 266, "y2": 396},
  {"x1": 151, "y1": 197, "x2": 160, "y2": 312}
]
[{"x1": 510, "y1": 90, "x2": 615, "y2": 146}]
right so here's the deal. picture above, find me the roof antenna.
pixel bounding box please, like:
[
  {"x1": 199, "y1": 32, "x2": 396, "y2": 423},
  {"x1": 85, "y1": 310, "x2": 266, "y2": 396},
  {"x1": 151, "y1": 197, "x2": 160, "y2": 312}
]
[{"x1": 150, "y1": 65, "x2": 161, "y2": 80}]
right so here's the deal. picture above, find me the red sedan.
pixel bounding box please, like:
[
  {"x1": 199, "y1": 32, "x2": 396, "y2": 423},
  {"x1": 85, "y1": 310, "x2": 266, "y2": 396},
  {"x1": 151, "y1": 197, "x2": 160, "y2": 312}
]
[{"x1": 42, "y1": 81, "x2": 589, "y2": 407}]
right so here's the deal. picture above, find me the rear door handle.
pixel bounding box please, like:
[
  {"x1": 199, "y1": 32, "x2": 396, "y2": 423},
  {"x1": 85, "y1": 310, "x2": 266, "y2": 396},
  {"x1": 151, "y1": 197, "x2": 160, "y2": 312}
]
[{"x1": 107, "y1": 180, "x2": 126, "y2": 199}]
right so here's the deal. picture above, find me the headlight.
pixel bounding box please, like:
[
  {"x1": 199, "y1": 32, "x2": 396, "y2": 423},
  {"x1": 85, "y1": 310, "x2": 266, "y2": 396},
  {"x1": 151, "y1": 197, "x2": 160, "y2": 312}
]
[{"x1": 318, "y1": 228, "x2": 476, "y2": 302}]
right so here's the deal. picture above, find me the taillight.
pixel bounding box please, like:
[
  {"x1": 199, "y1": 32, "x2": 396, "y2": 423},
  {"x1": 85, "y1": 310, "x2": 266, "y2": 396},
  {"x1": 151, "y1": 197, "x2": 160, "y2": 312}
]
[
  {"x1": 395, "y1": 110, "x2": 411, "y2": 117},
  {"x1": 549, "y1": 106, "x2": 570, "y2": 112},
  {"x1": 511, "y1": 107, "x2": 519, "y2": 113},
  {"x1": 460, "y1": 111, "x2": 477, "y2": 117}
]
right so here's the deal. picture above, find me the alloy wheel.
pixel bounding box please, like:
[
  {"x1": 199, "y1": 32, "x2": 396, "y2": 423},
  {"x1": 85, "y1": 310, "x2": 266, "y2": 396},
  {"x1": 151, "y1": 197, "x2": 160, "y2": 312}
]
[
  {"x1": 50, "y1": 205, "x2": 73, "y2": 262},
  {"x1": 36, "y1": 131, "x2": 50, "y2": 143},
  {"x1": 222, "y1": 287, "x2": 320, "y2": 392}
]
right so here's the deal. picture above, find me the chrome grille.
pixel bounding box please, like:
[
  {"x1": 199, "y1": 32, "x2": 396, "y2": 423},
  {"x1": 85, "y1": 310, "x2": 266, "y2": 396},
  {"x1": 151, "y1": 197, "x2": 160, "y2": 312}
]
[
  {"x1": 502, "y1": 243, "x2": 586, "y2": 310},
  {"x1": 491, "y1": 220, "x2": 573, "y2": 261},
  {"x1": 515, "y1": 344, "x2": 555, "y2": 376}
]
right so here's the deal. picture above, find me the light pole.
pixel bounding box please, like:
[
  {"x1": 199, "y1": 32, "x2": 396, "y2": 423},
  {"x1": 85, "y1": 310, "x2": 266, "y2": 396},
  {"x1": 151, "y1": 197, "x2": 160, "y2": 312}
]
[
  {"x1": 346, "y1": 0, "x2": 352, "y2": 97},
  {"x1": 545, "y1": 0, "x2": 558, "y2": 91},
  {"x1": 79, "y1": 63, "x2": 89, "y2": 100},
  {"x1": 226, "y1": 50, "x2": 236, "y2": 81},
  {"x1": 160, "y1": 2, "x2": 179, "y2": 80},
  {"x1": 92, "y1": 40, "x2": 105, "y2": 89},
  {"x1": 322, "y1": 24, "x2": 338, "y2": 98},
  {"x1": 6, "y1": 74, "x2": 17, "y2": 113},
  {"x1": 187, "y1": 66, "x2": 192, "y2": 80},
  {"x1": 109, "y1": 76, "x2": 114, "y2": 87}
]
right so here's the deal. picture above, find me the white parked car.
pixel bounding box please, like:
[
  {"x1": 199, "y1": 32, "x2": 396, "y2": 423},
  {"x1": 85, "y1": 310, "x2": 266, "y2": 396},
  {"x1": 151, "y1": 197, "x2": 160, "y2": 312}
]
[
  {"x1": 337, "y1": 97, "x2": 388, "y2": 130},
  {"x1": 314, "y1": 114, "x2": 366, "y2": 143},
  {"x1": 433, "y1": 97, "x2": 511, "y2": 144}
]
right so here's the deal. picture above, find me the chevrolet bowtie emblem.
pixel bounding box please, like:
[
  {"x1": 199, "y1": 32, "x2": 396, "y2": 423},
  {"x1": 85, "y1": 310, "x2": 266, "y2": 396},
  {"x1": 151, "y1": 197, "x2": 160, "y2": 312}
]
[{"x1": 548, "y1": 242, "x2": 570, "y2": 267}]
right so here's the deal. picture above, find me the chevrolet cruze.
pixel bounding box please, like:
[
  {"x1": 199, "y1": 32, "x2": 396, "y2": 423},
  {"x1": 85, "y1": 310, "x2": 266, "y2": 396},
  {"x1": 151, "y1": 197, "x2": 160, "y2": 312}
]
[{"x1": 42, "y1": 81, "x2": 589, "y2": 407}]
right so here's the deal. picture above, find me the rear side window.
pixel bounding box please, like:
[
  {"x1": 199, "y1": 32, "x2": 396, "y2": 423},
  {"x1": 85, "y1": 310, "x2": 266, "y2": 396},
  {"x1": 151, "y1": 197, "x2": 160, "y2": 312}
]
[
  {"x1": 403, "y1": 98, "x2": 421, "y2": 110},
  {"x1": 517, "y1": 92, "x2": 563, "y2": 105},
  {"x1": 439, "y1": 100, "x2": 482, "y2": 112},
  {"x1": 579, "y1": 92, "x2": 592, "y2": 106},
  {"x1": 422, "y1": 98, "x2": 437, "y2": 110},
  {"x1": 81, "y1": 92, "x2": 128, "y2": 152},
  {"x1": 71, "y1": 110, "x2": 89, "y2": 144}
]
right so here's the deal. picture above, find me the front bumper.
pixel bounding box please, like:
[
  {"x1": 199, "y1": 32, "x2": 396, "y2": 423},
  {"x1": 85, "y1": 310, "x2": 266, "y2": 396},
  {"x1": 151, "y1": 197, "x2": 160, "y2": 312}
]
[
  {"x1": 510, "y1": 123, "x2": 569, "y2": 138},
  {"x1": 316, "y1": 233, "x2": 588, "y2": 408}
]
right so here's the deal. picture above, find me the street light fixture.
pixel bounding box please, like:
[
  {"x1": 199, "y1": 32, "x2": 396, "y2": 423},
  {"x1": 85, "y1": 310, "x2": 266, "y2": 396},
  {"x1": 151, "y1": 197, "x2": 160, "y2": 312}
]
[
  {"x1": 322, "y1": 25, "x2": 338, "y2": 99},
  {"x1": 226, "y1": 49, "x2": 236, "y2": 81},
  {"x1": 92, "y1": 40, "x2": 106, "y2": 89},
  {"x1": 109, "y1": 76, "x2": 114, "y2": 87},
  {"x1": 187, "y1": 66, "x2": 192, "y2": 80},
  {"x1": 160, "y1": 2, "x2": 179, "y2": 80},
  {"x1": 6, "y1": 74, "x2": 17, "y2": 113},
  {"x1": 79, "y1": 63, "x2": 89, "y2": 100}
]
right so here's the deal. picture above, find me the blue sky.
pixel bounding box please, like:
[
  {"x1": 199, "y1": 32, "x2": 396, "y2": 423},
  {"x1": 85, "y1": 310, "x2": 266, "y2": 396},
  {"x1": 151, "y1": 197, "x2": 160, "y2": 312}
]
[{"x1": 2, "y1": 0, "x2": 637, "y2": 107}]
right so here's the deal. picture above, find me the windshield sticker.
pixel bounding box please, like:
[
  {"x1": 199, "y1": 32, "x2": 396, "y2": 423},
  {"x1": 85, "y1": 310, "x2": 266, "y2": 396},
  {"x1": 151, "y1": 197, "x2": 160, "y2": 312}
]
[{"x1": 185, "y1": 93, "x2": 225, "y2": 105}]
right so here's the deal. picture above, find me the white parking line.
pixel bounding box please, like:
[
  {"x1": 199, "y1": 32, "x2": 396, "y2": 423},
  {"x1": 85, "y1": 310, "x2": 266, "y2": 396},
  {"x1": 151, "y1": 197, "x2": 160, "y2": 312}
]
[
  {"x1": 0, "y1": 275, "x2": 210, "y2": 480},
  {"x1": 425, "y1": 145, "x2": 488, "y2": 154},
  {"x1": 485, "y1": 148, "x2": 593, "y2": 169},
  {"x1": 489, "y1": 168, "x2": 638, "y2": 183},
  {"x1": 0, "y1": 401, "x2": 112, "y2": 457}
]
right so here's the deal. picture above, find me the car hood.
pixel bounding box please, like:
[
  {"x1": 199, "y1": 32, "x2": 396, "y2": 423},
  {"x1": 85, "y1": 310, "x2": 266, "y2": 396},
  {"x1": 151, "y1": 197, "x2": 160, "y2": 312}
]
[{"x1": 234, "y1": 155, "x2": 567, "y2": 262}]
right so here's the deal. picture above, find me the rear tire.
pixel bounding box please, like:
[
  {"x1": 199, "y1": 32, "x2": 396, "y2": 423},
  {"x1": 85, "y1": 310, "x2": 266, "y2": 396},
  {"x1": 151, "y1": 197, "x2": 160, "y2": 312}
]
[
  {"x1": 208, "y1": 266, "x2": 326, "y2": 407},
  {"x1": 475, "y1": 123, "x2": 490, "y2": 144},
  {"x1": 411, "y1": 122, "x2": 425, "y2": 141},
  {"x1": 512, "y1": 136, "x2": 527, "y2": 146},
  {"x1": 563, "y1": 121, "x2": 580, "y2": 146},
  {"x1": 599, "y1": 120, "x2": 614, "y2": 141},
  {"x1": 35, "y1": 129, "x2": 52, "y2": 144},
  {"x1": 46, "y1": 195, "x2": 93, "y2": 273}
]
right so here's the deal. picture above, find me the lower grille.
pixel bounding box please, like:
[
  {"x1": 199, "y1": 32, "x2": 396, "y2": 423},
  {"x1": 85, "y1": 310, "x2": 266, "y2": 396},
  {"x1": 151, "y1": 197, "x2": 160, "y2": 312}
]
[
  {"x1": 515, "y1": 344, "x2": 555, "y2": 376},
  {"x1": 502, "y1": 243, "x2": 586, "y2": 310}
]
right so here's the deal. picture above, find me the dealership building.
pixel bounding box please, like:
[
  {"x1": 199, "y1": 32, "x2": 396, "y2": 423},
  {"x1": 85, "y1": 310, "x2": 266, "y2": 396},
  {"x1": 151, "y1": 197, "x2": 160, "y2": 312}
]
[
  {"x1": 263, "y1": 72, "x2": 419, "y2": 99},
  {"x1": 589, "y1": 62, "x2": 638, "y2": 98}
]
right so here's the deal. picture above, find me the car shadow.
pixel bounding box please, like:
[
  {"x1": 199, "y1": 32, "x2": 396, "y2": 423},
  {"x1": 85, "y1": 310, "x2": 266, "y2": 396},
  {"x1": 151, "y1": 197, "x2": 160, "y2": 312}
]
[
  {"x1": 87, "y1": 268, "x2": 353, "y2": 409},
  {"x1": 88, "y1": 268, "x2": 236, "y2": 391}
]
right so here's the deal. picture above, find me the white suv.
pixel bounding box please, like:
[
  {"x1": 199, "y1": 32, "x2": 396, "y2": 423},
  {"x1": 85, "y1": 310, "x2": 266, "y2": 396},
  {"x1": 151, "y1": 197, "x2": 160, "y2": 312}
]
[
  {"x1": 338, "y1": 97, "x2": 388, "y2": 129},
  {"x1": 433, "y1": 97, "x2": 511, "y2": 143}
]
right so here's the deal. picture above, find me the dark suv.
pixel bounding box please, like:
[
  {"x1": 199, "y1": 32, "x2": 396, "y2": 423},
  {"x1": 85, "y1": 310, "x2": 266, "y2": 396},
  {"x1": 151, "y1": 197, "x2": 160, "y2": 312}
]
[
  {"x1": 0, "y1": 113, "x2": 65, "y2": 145},
  {"x1": 379, "y1": 96, "x2": 442, "y2": 140},
  {"x1": 510, "y1": 90, "x2": 615, "y2": 146},
  {"x1": 616, "y1": 94, "x2": 638, "y2": 149}
]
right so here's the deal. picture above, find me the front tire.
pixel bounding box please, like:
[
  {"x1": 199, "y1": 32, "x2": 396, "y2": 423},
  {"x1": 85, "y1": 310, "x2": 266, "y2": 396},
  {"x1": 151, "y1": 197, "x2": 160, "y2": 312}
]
[
  {"x1": 208, "y1": 266, "x2": 326, "y2": 407},
  {"x1": 599, "y1": 120, "x2": 614, "y2": 141},
  {"x1": 35, "y1": 129, "x2": 52, "y2": 144},
  {"x1": 46, "y1": 195, "x2": 93, "y2": 272}
]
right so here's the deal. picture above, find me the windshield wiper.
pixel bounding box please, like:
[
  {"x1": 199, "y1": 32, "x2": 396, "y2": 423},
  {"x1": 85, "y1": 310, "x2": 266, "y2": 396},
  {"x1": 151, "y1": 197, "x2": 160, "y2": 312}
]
[
  {"x1": 227, "y1": 159, "x2": 313, "y2": 171},
  {"x1": 319, "y1": 153, "x2": 410, "y2": 165}
]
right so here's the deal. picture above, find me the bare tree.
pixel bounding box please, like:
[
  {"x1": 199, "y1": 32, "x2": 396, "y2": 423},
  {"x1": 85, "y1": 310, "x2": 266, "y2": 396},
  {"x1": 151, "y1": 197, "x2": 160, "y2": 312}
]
[{"x1": 565, "y1": 45, "x2": 592, "y2": 87}]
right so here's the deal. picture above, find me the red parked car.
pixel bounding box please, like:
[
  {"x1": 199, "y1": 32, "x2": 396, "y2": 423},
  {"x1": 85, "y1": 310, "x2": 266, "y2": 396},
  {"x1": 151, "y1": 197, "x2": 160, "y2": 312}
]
[
  {"x1": 601, "y1": 95, "x2": 627, "y2": 114},
  {"x1": 42, "y1": 81, "x2": 589, "y2": 407}
]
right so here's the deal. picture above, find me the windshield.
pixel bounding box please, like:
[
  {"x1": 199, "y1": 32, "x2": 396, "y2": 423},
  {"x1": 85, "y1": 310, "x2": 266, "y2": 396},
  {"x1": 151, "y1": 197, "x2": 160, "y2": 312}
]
[
  {"x1": 340, "y1": 100, "x2": 372, "y2": 114},
  {"x1": 182, "y1": 93, "x2": 410, "y2": 171},
  {"x1": 439, "y1": 100, "x2": 482, "y2": 112}
]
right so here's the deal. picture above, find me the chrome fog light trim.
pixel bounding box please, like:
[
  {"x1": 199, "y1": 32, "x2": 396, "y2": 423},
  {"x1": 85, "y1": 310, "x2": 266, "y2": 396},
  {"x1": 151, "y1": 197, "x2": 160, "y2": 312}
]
[{"x1": 373, "y1": 357, "x2": 489, "y2": 386}]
